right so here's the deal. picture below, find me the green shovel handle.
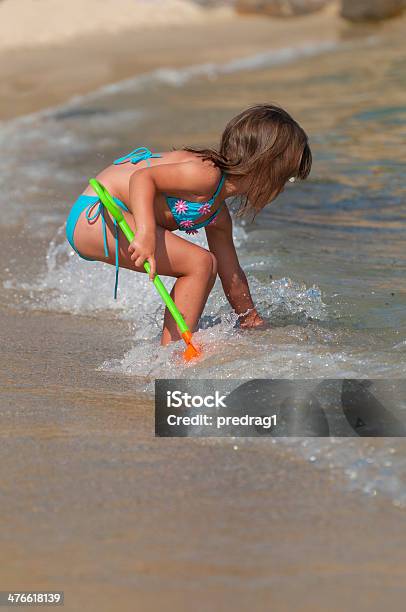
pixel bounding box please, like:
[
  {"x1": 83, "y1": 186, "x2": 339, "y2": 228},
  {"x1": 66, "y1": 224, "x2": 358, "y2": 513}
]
[{"x1": 89, "y1": 178, "x2": 189, "y2": 335}]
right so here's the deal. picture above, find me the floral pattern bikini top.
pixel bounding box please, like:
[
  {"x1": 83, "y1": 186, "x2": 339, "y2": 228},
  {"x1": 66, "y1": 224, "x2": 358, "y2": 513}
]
[{"x1": 113, "y1": 147, "x2": 226, "y2": 234}]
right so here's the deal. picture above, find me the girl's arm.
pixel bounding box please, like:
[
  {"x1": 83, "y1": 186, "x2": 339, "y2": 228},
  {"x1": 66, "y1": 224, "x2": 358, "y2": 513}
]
[
  {"x1": 127, "y1": 168, "x2": 158, "y2": 279},
  {"x1": 127, "y1": 162, "x2": 222, "y2": 280},
  {"x1": 205, "y1": 207, "x2": 265, "y2": 328}
]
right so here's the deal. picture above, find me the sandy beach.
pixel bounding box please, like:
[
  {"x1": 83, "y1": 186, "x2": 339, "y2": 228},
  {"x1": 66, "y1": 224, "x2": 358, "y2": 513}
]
[{"x1": 0, "y1": 1, "x2": 344, "y2": 119}]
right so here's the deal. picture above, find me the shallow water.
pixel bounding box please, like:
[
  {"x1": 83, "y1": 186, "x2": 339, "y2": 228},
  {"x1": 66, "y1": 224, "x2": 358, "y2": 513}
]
[{"x1": 1, "y1": 22, "x2": 406, "y2": 508}]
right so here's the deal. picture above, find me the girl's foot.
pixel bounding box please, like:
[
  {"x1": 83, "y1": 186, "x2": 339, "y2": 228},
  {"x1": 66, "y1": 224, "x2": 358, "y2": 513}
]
[{"x1": 239, "y1": 310, "x2": 269, "y2": 330}]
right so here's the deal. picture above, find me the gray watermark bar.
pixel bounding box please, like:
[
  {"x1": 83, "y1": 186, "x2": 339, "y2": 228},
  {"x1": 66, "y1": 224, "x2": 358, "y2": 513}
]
[
  {"x1": 155, "y1": 379, "x2": 406, "y2": 437},
  {"x1": 0, "y1": 593, "x2": 64, "y2": 606}
]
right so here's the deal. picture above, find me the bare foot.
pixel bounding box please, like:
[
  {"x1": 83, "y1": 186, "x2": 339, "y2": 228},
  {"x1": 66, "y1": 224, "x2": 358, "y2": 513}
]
[{"x1": 239, "y1": 311, "x2": 269, "y2": 330}]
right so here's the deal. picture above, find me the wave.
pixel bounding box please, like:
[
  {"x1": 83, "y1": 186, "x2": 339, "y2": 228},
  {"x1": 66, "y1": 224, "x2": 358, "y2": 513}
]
[{"x1": 0, "y1": 36, "x2": 368, "y2": 129}]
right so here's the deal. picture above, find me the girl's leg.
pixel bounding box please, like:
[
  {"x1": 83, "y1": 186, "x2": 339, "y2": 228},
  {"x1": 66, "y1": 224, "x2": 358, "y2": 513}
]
[
  {"x1": 73, "y1": 209, "x2": 217, "y2": 344},
  {"x1": 161, "y1": 244, "x2": 217, "y2": 345}
]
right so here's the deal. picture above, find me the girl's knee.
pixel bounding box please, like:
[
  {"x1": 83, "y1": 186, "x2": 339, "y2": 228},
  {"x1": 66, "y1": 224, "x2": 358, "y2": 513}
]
[
  {"x1": 209, "y1": 252, "x2": 218, "y2": 278},
  {"x1": 195, "y1": 250, "x2": 217, "y2": 282}
]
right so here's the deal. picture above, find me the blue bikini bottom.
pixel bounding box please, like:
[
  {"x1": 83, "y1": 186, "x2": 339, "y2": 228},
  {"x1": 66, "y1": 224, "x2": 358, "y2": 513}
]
[{"x1": 65, "y1": 194, "x2": 129, "y2": 299}]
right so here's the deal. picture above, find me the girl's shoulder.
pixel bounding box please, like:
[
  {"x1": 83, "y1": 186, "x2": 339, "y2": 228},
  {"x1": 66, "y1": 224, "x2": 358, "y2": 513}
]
[
  {"x1": 178, "y1": 158, "x2": 222, "y2": 192},
  {"x1": 165, "y1": 149, "x2": 221, "y2": 181},
  {"x1": 146, "y1": 153, "x2": 222, "y2": 199}
]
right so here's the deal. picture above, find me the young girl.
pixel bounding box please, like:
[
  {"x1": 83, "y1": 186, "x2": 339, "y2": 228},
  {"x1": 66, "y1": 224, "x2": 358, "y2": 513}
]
[{"x1": 65, "y1": 103, "x2": 312, "y2": 346}]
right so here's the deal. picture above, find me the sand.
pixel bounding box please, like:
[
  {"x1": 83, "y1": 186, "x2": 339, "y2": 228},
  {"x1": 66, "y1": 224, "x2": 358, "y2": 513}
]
[
  {"x1": 1, "y1": 305, "x2": 406, "y2": 611},
  {"x1": 0, "y1": 1, "x2": 343, "y2": 120},
  {"x1": 0, "y1": 0, "x2": 231, "y2": 49}
]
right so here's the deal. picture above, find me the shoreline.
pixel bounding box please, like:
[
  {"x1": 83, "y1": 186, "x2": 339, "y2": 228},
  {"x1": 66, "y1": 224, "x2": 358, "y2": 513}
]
[{"x1": 1, "y1": 6, "x2": 343, "y2": 121}]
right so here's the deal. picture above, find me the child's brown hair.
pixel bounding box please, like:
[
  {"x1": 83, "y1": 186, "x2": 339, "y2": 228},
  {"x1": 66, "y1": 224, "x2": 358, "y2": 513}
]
[{"x1": 184, "y1": 103, "x2": 312, "y2": 216}]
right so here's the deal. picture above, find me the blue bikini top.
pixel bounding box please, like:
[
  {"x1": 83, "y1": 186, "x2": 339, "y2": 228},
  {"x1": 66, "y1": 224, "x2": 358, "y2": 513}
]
[{"x1": 113, "y1": 147, "x2": 226, "y2": 233}]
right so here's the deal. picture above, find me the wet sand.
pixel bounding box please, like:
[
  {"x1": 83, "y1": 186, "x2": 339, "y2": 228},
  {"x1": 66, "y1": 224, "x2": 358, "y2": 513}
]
[
  {"x1": 0, "y1": 6, "x2": 343, "y2": 120},
  {"x1": 1, "y1": 306, "x2": 406, "y2": 611}
]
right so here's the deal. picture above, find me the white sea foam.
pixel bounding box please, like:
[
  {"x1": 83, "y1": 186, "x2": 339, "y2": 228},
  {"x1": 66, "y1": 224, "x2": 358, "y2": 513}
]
[
  {"x1": 3, "y1": 221, "x2": 247, "y2": 315},
  {"x1": 4, "y1": 221, "x2": 335, "y2": 380},
  {"x1": 275, "y1": 436, "x2": 406, "y2": 508},
  {"x1": 4, "y1": 218, "x2": 404, "y2": 386}
]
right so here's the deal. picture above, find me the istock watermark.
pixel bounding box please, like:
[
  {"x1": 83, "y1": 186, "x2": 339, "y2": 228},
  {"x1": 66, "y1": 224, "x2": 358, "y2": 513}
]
[
  {"x1": 166, "y1": 390, "x2": 227, "y2": 408},
  {"x1": 155, "y1": 379, "x2": 406, "y2": 437},
  {"x1": 166, "y1": 412, "x2": 276, "y2": 430}
]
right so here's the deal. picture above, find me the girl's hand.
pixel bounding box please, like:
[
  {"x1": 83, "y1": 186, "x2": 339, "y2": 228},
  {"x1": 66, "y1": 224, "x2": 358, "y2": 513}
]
[
  {"x1": 239, "y1": 309, "x2": 268, "y2": 330},
  {"x1": 128, "y1": 231, "x2": 156, "y2": 280}
]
